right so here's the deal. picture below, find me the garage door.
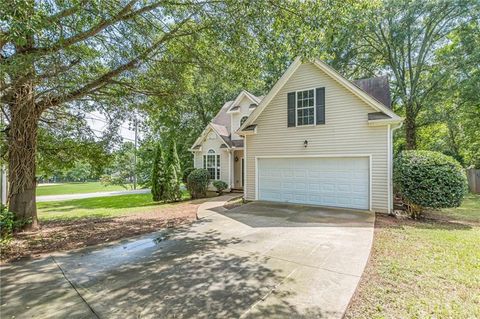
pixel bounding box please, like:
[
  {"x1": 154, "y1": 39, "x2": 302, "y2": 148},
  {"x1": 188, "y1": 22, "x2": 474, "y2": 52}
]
[{"x1": 258, "y1": 157, "x2": 369, "y2": 210}]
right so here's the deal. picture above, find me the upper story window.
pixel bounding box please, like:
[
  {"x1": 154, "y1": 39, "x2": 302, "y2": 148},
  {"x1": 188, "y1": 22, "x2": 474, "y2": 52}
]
[
  {"x1": 203, "y1": 149, "x2": 220, "y2": 180},
  {"x1": 240, "y1": 116, "x2": 248, "y2": 126},
  {"x1": 296, "y1": 89, "x2": 315, "y2": 126}
]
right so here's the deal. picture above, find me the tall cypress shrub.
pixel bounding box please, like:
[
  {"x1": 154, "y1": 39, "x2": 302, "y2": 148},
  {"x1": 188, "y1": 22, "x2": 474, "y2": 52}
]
[
  {"x1": 170, "y1": 141, "x2": 183, "y2": 201},
  {"x1": 151, "y1": 144, "x2": 165, "y2": 201}
]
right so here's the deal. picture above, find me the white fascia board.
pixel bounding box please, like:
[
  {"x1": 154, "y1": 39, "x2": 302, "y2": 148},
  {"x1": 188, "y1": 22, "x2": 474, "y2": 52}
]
[
  {"x1": 192, "y1": 125, "x2": 230, "y2": 150},
  {"x1": 227, "y1": 90, "x2": 259, "y2": 114},
  {"x1": 238, "y1": 57, "x2": 303, "y2": 131},
  {"x1": 367, "y1": 118, "x2": 404, "y2": 126},
  {"x1": 208, "y1": 124, "x2": 232, "y2": 149},
  {"x1": 312, "y1": 59, "x2": 401, "y2": 120}
]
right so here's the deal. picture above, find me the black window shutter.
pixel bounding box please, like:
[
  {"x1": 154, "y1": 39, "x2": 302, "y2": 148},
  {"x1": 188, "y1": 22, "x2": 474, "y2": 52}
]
[
  {"x1": 287, "y1": 92, "x2": 296, "y2": 127},
  {"x1": 216, "y1": 155, "x2": 220, "y2": 179},
  {"x1": 316, "y1": 87, "x2": 325, "y2": 124},
  {"x1": 203, "y1": 155, "x2": 206, "y2": 169}
]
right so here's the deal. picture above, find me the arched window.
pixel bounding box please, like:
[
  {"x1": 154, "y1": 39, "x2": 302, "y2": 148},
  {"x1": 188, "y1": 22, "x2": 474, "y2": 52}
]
[
  {"x1": 240, "y1": 116, "x2": 248, "y2": 126},
  {"x1": 203, "y1": 149, "x2": 220, "y2": 180}
]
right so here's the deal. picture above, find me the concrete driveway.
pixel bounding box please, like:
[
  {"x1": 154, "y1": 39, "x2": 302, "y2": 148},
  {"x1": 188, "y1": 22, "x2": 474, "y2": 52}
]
[{"x1": 1, "y1": 197, "x2": 374, "y2": 319}]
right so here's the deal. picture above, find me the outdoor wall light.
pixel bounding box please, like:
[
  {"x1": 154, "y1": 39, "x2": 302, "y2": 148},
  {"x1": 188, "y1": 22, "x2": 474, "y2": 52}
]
[
  {"x1": 304, "y1": 140, "x2": 308, "y2": 148},
  {"x1": 235, "y1": 156, "x2": 239, "y2": 162}
]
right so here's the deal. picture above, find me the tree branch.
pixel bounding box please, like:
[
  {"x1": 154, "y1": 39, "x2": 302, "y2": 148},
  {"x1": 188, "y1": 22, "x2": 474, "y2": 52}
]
[
  {"x1": 48, "y1": 0, "x2": 90, "y2": 22},
  {"x1": 18, "y1": 0, "x2": 145, "y2": 55},
  {"x1": 36, "y1": 16, "x2": 194, "y2": 111}
]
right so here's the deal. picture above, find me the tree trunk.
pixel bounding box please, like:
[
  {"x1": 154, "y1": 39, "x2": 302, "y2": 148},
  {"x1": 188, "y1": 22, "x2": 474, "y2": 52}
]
[
  {"x1": 8, "y1": 82, "x2": 40, "y2": 229},
  {"x1": 405, "y1": 106, "x2": 417, "y2": 150}
]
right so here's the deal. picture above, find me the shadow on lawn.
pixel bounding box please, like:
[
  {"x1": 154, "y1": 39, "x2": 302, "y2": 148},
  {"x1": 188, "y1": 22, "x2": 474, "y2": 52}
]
[{"x1": 1, "y1": 225, "x2": 335, "y2": 318}]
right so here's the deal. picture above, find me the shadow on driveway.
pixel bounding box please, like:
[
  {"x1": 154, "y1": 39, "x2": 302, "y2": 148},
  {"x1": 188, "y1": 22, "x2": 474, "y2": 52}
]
[{"x1": 1, "y1": 221, "x2": 336, "y2": 318}]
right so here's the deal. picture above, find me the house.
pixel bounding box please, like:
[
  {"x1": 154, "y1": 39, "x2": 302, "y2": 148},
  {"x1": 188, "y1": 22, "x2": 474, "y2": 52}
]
[{"x1": 190, "y1": 58, "x2": 403, "y2": 213}]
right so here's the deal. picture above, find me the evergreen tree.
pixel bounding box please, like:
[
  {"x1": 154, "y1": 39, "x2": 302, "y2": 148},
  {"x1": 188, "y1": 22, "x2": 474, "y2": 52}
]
[
  {"x1": 169, "y1": 141, "x2": 183, "y2": 201},
  {"x1": 151, "y1": 144, "x2": 165, "y2": 202}
]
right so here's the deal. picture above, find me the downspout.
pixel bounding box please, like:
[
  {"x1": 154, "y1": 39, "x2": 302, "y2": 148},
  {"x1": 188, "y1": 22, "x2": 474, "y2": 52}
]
[
  {"x1": 387, "y1": 125, "x2": 391, "y2": 214},
  {"x1": 389, "y1": 122, "x2": 403, "y2": 213}
]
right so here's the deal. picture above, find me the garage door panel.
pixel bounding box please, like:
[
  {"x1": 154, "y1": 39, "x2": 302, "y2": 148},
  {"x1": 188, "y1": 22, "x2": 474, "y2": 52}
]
[{"x1": 258, "y1": 157, "x2": 369, "y2": 210}]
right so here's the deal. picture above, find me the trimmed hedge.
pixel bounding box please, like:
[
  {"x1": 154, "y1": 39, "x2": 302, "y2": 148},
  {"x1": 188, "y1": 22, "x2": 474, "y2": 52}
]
[
  {"x1": 213, "y1": 180, "x2": 228, "y2": 195},
  {"x1": 186, "y1": 168, "x2": 210, "y2": 199},
  {"x1": 393, "y1": 150, "x2": 467, "y2": 214}
]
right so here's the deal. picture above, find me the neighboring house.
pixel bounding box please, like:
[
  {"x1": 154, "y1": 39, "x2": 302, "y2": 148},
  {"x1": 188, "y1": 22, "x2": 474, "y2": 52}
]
[{"x1": 191, "y1": 57, "x2": 403, "y2": 213}]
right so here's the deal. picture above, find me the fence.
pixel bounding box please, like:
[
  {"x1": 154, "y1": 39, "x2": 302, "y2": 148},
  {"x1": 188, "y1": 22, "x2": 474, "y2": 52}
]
[{"x1": 466, "y1": 168, "x2": 480, "y2": 194}]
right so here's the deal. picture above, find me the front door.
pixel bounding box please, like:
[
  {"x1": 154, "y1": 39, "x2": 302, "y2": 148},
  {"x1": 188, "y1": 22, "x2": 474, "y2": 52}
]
[{"x1": 233, "y1": 150, "x2": 244, "y2": 189}]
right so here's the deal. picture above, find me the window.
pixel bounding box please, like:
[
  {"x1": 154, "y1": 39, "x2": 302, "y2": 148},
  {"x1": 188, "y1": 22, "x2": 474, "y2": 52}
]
[
  {"x1": 296, "y1": 89, "x2": 315, "y2": 126},
  {"x1": 203, "y1": 149, "x2": 220, "y2": 180},
  {"x1": 240, "y1": 116, "x2": 248, "y2": 126}
]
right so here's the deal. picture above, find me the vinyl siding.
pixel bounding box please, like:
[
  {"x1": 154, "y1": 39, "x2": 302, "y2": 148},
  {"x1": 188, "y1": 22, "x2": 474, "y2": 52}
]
[
  {"x1": 245, "y1": 62, "x2": 389, "y2": 212},
  {"x1": 193, "y1": 130, "x2": 230, "y2": 188}
]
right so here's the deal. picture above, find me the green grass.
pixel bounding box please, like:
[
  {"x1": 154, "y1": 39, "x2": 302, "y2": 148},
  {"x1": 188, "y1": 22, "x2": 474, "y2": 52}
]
[
  {"x1": 346, "y1": 193, "x2": 480, "y2": 319},
  {"x1": 37, "y1": 191, "x2": 191, "y2": 221},
  {"x1": 36, "y1": 182, "x2": 135, "y2": 196}
]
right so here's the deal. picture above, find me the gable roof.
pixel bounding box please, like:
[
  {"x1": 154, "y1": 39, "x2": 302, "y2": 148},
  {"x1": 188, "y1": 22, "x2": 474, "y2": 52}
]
[
  {"x1": 239, "y1": 57, "x2": 402, "y2": 132},
  {"x1": 211, "y1": 100, "x2": 232, "y2": 131},
  {"x1": 227, "y1": 90, "x2": 261, "y2": 113},
  {"x1": 191, "y1": 91, "x2": 262, "y2": 150}
]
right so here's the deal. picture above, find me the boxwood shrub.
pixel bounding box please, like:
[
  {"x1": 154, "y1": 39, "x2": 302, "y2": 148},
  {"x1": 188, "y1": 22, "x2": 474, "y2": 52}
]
[
  {"x1": 186, "y1": 168, "x2": 210, "y2": 199},
  {"x1": 212, "y1": 180, "x2": 228, "y2": 195},
  {"x1": 393, "y1": 150, "x2": 467, "y2": 216}
]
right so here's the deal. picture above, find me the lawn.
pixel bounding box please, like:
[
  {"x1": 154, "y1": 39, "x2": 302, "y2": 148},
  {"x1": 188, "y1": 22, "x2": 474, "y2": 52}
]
[
  {"x1": 2, "y1": 191, "x2": 221, "y2": 262},
  {"x1": 346, "y1": 193, "x2": 480, "y2": 319},
  {"x1": 37, "y1": 191, "x2": 190, "y2": 221},
  {"x1": 36, "y1": 181, "x2": 135, "y2": 196}
]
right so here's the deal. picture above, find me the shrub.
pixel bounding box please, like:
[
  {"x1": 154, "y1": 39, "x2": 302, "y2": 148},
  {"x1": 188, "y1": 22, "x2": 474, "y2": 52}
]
[
  {"x1": 0, "y1": 205, "x2": 15, "y2": 243},
  {"x1": 393, "y1": 150, "x2": 468, "y2": 218},
  {"x1": 213, "y1": 180, "x2": 228, "y2": 195},
  {"x1": 182, "y1": 167, "x2": 195, "y2": 184},
  {"x1": 151, "y1": 144, "x2": 166, "y2": 201},
  {"x1": 164, "y1": 141, "x2": 182, "y2": 202},
  {"x1": 187, "y1": 169, "x2": 210, "y2": 199}
]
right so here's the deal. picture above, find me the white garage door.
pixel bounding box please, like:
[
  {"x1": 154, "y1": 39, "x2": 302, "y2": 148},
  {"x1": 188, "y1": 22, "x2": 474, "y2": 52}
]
[{"x1": 258, "y1": 157, "x2": 369, "y2": 210}]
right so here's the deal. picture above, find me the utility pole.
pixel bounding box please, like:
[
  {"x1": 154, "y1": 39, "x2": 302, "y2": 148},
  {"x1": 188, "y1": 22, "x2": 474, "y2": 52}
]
[{"x1": 133, "y1": 113, "x2": 138, "y2": 190}]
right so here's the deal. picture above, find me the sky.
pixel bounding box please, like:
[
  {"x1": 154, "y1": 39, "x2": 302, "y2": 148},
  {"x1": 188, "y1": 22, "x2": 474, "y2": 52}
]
[{"x1": 84, "y1": 110, "x2": 139, "y2": 143}]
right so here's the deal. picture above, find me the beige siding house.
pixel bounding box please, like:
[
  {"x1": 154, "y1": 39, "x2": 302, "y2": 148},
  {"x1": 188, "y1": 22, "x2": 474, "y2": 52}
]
[{"x1": 192, "y1": 58, "x2": 402, "y2": 213}]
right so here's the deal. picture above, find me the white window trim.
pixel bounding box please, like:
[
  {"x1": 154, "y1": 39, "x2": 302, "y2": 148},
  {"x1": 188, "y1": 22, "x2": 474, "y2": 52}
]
[
  {"x1": 295, "y1": 88, "x2": 316, "y2": 127},
  {"x1": 205, "y1": 149, "x2": 220, "y2": 180}
]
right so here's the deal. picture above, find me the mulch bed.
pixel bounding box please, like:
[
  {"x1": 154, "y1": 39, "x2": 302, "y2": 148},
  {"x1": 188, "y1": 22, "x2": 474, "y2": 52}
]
[{"x1": 1, "y1": 202, "x2": 200, "y2": 263}]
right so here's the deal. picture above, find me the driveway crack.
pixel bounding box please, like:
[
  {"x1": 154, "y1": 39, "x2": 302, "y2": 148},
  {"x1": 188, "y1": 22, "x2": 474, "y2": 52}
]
[{"x1": 51, "y1": 256, "x2": 100, "y2": 319}]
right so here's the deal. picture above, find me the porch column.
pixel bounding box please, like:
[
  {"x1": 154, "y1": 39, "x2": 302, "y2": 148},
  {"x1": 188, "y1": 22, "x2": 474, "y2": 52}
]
[{"x1": 228, "y1": 150, "x2": 233, "y2": 189}]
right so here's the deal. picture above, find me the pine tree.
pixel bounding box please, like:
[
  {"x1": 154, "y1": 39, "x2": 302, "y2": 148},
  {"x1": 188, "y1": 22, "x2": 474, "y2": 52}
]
[{"x1": 151, "y1": 144, "x2": 165, "y2": 202}]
